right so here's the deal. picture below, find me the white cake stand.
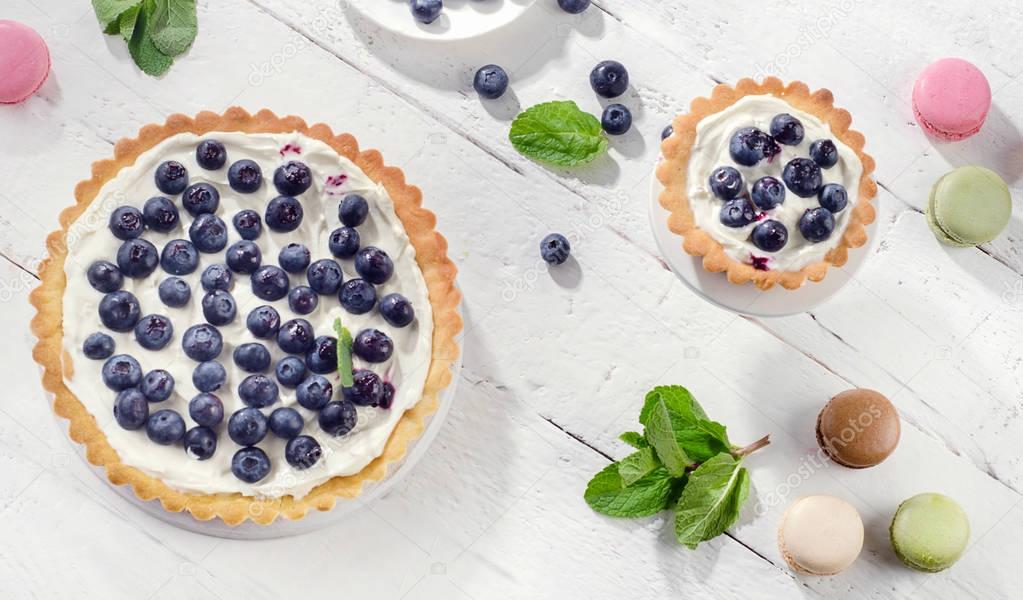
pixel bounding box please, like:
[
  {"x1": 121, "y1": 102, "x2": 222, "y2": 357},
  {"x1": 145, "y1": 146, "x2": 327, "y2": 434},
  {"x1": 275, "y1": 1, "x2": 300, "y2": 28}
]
[{"x1": 348, "y1": 0, "x2": 538, "y2": 41}]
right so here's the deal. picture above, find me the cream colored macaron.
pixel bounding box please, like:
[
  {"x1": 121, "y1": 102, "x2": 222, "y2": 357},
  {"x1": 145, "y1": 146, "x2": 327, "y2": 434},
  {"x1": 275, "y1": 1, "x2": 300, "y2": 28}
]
[{"x1": 778, "y1": 495, "x2": 864, "y2": 575}]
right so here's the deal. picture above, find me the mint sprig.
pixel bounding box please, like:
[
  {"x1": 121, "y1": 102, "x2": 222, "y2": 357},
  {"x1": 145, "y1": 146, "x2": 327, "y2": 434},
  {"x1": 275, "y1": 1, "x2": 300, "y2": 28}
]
[
  {"x1": 584, "y1": 385, "x2": 769, "y2": 549},
  {"x1": 509, "y1": 101, "x2": 608, "y2": 167},
  {"x1": 333, "y1": 317, "x2": 354, "y2": 388},
  {"x1": 92, "y1": 0, "x2": 197, "y2": 76}
]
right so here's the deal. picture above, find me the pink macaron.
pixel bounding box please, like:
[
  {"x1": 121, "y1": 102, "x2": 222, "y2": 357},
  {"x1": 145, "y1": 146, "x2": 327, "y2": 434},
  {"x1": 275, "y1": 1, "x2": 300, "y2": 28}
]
[
  {"x1": 0, "y1": 20, "x2": 51, "y2": 105},
  {"x1": 912, "y1": 58, "x2": 991, "y2": 141}
]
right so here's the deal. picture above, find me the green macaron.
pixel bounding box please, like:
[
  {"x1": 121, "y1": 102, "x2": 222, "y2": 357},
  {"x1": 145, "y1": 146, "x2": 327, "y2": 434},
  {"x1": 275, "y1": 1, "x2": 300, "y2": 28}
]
[
  {"x1": 890, "y1": 493, "x2": 970, "y2": 572},
  {"x1": 926, "y1": 166, "x2": 1012, "y2": 247}
]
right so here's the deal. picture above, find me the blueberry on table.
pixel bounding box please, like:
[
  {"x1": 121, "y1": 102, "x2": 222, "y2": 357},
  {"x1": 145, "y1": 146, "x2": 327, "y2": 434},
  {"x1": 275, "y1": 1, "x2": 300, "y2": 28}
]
[
  {"x1": 770, "y1": 113, "x2": 805, "y2": 146},
  {"x1": 318, "y1": 400, "x2": 358, "y2": 437},
  {"x1": 719, "y1": 198, "x2": 757, "y2": 228},
  {"x1": 661, "y1": 124, "x2": 674, "y2": 140},
  {"x1": 83, "y1": 332, "x2": 115, "y2": 360},
  {"x1": 355, "y1": 246, "x2": 394, "y2": 285},
  {"x1": 229, "y1": 407, "x2": 270, "y2": 446},
  {"x1": 228, "y1": 159, "x2": 263, "y2": 193},
  {"x1": 159, "y1": 277, "x2": 191, "y2": 307},
  {"x1": 328, "y1": 226, "x2": 360, "y2": 259},
  {"x1": 409, "y1": 0, "x2": 443, "y2": 24},
  {"x1": 540, "y1": 233, "x2": 571, "y2": 265},
  {"x1": 279, "y1": 243, "x2": 312, "y2": 273},
  {"x1": 189, "y1": 213, "x2": 229, "y2": 253},
  {"x1": 353, "y1": 329, "x2": 394, "y2": 363},
  {"x1": 234, "y1": 342, "x2": 271, "y2": 373},
  {"x1": 143, "y1": 196, "x2": 179, "y2": 232},
  {"x1": 225, "y1": 240, "x2": 262, "y2": 274},
  {"x1": 116, "y1": 238, "x2": 159, "y2": 278},
  {"x1": 729, "y1": 127, "x2": 780, "y2": 167},
  {"x1": 809, "y1": 139, "x2": 839, "y2": 169},
  {"x1": 202, "y1": 289, "x2": 237, "y2": 326},
  {"x1": 799, "y1": 207, "x2": 836, "y2": 242},
  {"x1": 134, "y1": 313, "x2": 174, "y2": 351},
  {"x1": 750, "y1": 176, "x2": 786, "y2": 210},
  {"x1": 250, "y1": 265, "x2": 290, "y2": 301},
  {"x1": 155, "y1": 160, "x2": 188, "y2": 195},
  {"x1": 182, "y1": 182, "x2": 220, "y2": 216},
  {"x1": 103, "y1": 354, "x2": 142, "y2": 391},
  {"x1": 343, "y1": 369, "x2": 385, "y2": 407},
  {"x1": 473, "y1": 64, "x2": 509, "y2": 100},
  {"x1": 751, "y1": 220, "x2": 789, "y2": 253},
  {"x1": 818, "y1": 183, "x2": 848, "y2": 213},
  {"x1": 307, "y1": 259, "x2": 344, "y2": 295},
  {"x1": 296, "y1": 375, "x2": 333, "y2": 410},
  {"x1": 273, "y1": 161, "x2": 312, "y2": 196},
  {"x1": 601, "y1": 103, "x2": 632, "y2": 135},
  {"x1": 277, "y1": 318, "x2": 315, "y2": 354},
  {"x1": 160, "y1": 239, "x2": 199, "y2": 275},
  {"x1": 87, "y1": 260, "x2": 123, "y2": 293},
  {"x1": 141, "y1": 369, "x2": 175, "y2": 402},
  {"x1": 379, "y1": 293, "x2": 415, "y2": 328},
  {"x1": 306, "y1": 336, "x2": 338, "y2": 374},
  {"x1": 232, "y1": 447, "x2": 271, "y2": 483},
  {"x1": 782, "y1": 158, "x2": 823, "y2": 198},
  {"x1": 147, "y1": 409, "x2": 186, "y2": 445},
  {"x1": 265, "y1": 195, "x2": 304, "y2": 232},
  {"x1": 98, "y1": 290, "x2": 141, "y2": 332},
  {"x1": 269, "y1": 407, "x2": 304, "y2": 440},
  {"x1": 183, "y1": 426, "x2": 218, "y2": 461},
  {"x1": 200, "y1": 263, "x2": 233, "y2": 292},
  {"x1": 192, "y1": 361, "x2": 227, "y2": 392},
  {"x1": 182, "y1": 323, "x2": 224, "y2": 362},
  {"x1": 590, "y1": 60, "x2": 629, "y2": 98},
  {"x1": 285, "y1": 435, "x2": 322, "y2": 469},
  {"x1": 114, "y1": 388, "x2": 149, "y2": 430},
  {"x1": 232, "y1": 209, "x2": 262, "y2": 241},
  {"x1": 275, "y1": 356, "x2": 307, "y2": 388},
  {"x1": 339, "y1": 194, "x2": 369, "y2": 227},
  {"x1": 247, "y1": 305, "x2": 281, "y2": 339},
  {"x1": 339, "y1": 279, "x2": 377, "y2": 314},
  {"x1": 558, "y1": 0, "x2": 590, "y2": 13},
  {"x1": 189, "y1": 392, "x2": 225, "y2": 428},
  {"x1": 108, "y1": 206, "x2": 144, "y2": 240},
  {"x1": 708, "y1": 166, "x2": 744, "y2": 200},
  {"x1": 288, "y1": 286, "x2": 319, "y2": 315},
  {"x1": 196, "y1": 139, "x2": 227, "y2": 170}
]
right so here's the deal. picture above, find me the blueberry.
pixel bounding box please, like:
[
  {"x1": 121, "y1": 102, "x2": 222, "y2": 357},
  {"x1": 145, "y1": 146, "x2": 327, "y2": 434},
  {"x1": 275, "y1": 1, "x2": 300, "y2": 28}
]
[
  {"x1": 278, "y1": 243, "x2": 311, "y2": 273},
  {"x1": 141, "y1": 369, "x2": 174, "y2": 402},
  {"x1": 380, "y1": 381, "x2": 395, "y2": 409},
  {"x1": 782, "y1": 158, "x2": 823, "y2": 198},
  {"x1": 269, "y1": 407, "x2": 304, "y2": 440},
  {"x1": 246, "y1": 305, "x2": 281, "y2": 339},
  {"x1": 265, "y1": 195, "x2": 304, "y2": 232},
  {"x1": 196, "y1": 139, "x2": 227, "y2": 170},
  {"x1": 83, "y1": 332, "x2": 115, "y2": 360},
  {"x1": 589, "y1": 60, "x2": 629, "y2": 98},
  {"x1": 809, "y1": 139, "x2": 839, "y2": 169},
  {"x1": 114, "y1": 388, "x2": 149, "y2": 430},
  {"x1": 296, "y1": 375, "x2": 333, "y2": 410},
  {"x1": 98, "y1": 290, "x2": 141, "y2": 332},
  {"x1": 750, "y1": 176, "x2": 786, "y2": 210},
  {"x1": 189, "y1": 213, "x2": 229, "y2": 253},
  {"x1": 228, "y1": 159, "x2": 262, "y2": 193},
  {"x1": 232, "y1": 209, "x2": 262, "y2": 240},
  {"x1": 557, "y1": 0, "x2": 590, "y2": 13},
  {"x1": 339, "y1": 194, "x2": 369, "y2": 227},
  {"x1": 799, "y1": 207, "x2": 836, "y2": 243},
  {"x1": 238, "y1": 374, "x2": 278, "y2": 408},
  {"x1": 273, "y1": 161, "x2": 312, "y2": 196},
  {"x1": 277, "y1": 318, "x2": 315, "y2": 354},
  {"x1": 473, "y1": 64, "x2": 509, "y2": 99},
  {"x1": 307, "y1": 259, "x2": 343, "y2": 295},
  {"x1": 143, "y1": 197, "x2": 179, "y2": 232},
  {"x1": 328, "y1": 227, "x2": 360, "y2": 259},
  {"x1": 231, "y1": 447, "x2": 271, "y2": 483},
  {"x1": 134, "y1": 313, "x2": 174, "y2": 351},
  {"x1": 601, "y1": 104, "x2": 632, "y2": 135},
  {"x1": 708, "y1": 167, "x2": 744, "y2": 200},
  {"x1": 116, "y1": 238, "x2": 159, "y2": 278},
  {"x1": 183, "y1": 426, "x2": 218, "y2": 460},
  {"x1": 540, "y1": 233, "x2": 571, "y2": 265},
  {"x1": 719, "y1": 198, "x2": 757, "y2": 228},
  {"x1": 87, "y1": 260, "x2": 123, "y2": 293},
  {"x1": 729, "y1": 127, "x2": 780, "y2": 167},
  {"x1": 275, "y1": 356, "x2": 307, "y2": 388},
  {"x1": 409, "y1": 0, "x2": 443, "y2": 24},
  {"x1": 379, "y1": 293, "x2": 415, "y2": 328},
  {"x1": 189, "y1": 393, "x2": 224, "y2": 427},
  {"x1": 250, "y1": 265, "x2": 290, "y2": 301},
  {"x1": 306, "y1": 336, "x2": 337, "y2": 374},
  {"x1": 234, "y1": 342, "x2": 271, "y2": 373},
  {"x1": 202, "y1": 289, "x2": 237, "y2": 326},
  {"x1": 229, "y1": 406, "x2": 269, "y2": 445},
  {"x1": 160, "y1": 239, "x2": 199, "y2": 275},
  {"x1": 192, "y1": 361, "x2": 227, "y2": 392},
  {"x1": 355, "y1": 247, "x2": 394, "y2": 284},
  {"x1": 200, "y1": 263, "x2": 233, "y2": 292},
  {"x1": 751, "y1": 220, "x2": 789, "y2": 253},
  {"x1": 318, "y1": 400, "x2": 358, "y2": 437},
  {"x1": 285, "y1": 435, "x2": 322, "y2": 469},
  {"x1": 343, "y1": 369, "x2": 384, "y2": 407},
  {"x1": 770, "y1": 113, "x2": 805, "y2": 146},
  {"x1": 225, "y1": 240, "x2": 262, "y2": 274},
  {"x1": 182, "y1": 323, "x2": 223, "y2": 361},
  {"x1": 102, "y1": 356, "x2": 142, "y2": 391},
  {"x1": 182, "y1": 182, "x2": 220, "y2": 216},
  {"x1": 818, "y1": 183, "x2": 848, "y2": 213},
  {"x1": 147, "y1": 409, "x2": 186, "y2": 445},
  {"x1": 339, "y1": 279, "x2": 377, "y2": 314},
  {"x1": 661, "y1": 124, "x2": 674, "y2": 140},
  {"x1": 158, "y1": 277, "x2": 191, "y2": 307},
  {"x1": 108, "y1": 206, "x2": 144, "y2": 240},
  {"x1": 155, "y1": 160, "x2": 188, "y2": 195},
  {"x1": 353, "y1": 329, "x2": 393, "y2": 363},
  {"x1": 288, "y1": 286, "x2": 319, "y2": 315}
]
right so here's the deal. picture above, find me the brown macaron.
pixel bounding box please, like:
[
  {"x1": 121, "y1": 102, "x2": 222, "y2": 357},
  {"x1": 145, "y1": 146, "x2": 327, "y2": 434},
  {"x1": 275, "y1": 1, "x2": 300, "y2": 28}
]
[{"x1": 816, "y1": 389, "x2": 900, "y2": 468}]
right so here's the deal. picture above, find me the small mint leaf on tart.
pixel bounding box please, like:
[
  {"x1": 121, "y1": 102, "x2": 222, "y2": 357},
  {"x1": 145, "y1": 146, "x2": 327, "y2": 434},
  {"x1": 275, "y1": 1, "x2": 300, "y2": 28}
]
[
  {"x1": 333, "y1": 317, "x2": 355, "y2": 388},
  {"x1": 509, "y1": 100, "x2": 608, "y2": 167},
  {"x1": 584, "y1": 448, "x2": 674, "y2": 518}
]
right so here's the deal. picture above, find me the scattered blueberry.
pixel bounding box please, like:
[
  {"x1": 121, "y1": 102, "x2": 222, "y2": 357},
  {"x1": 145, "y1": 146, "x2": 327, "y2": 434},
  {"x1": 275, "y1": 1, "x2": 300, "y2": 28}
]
[
  {"x1": 155, "y1": 160, "x2": 188, "y2": 195},
  {"x1": 83, "y1": 332, "x2": 115, "y2": 360},
  {"x1": 296, "y1": 375, "x2": 333, "y2": 410},
  {"x1": 277, "y1": 318, "x2": 315, "y2": 354},
  {"x1": 558, "y1": 0, "x2": 590, "y2": 13},
  {"x1": 134, "y1": 313, "x2": 174, "y2": 350},
  {"x1": 288, "y1": 286, "x2": 319, "y2": 315},
  {"x1": 147, "y1": 409, "x2": 186, "y2": 445},
  {"x1": 102, "y1": 355, "x2": 143, "y2": 391},
  {"x1": 473, "y1": 64, "x2": 509, "y2": 99},
  {"x1": 273, "y1": 161, "x2": 312, "y2": 196},
  {"x1": 278, "y1": 243, "x2": 311, "y2": 273},
  {"x1": 234, "y1": 342, "x2": 271, "y2": 373},
  {"x1": 750, "y1": 176, "x2": 786, "y2": 210},
  {"x1": 232, "y1": 209, "x2": 262, "y2": 240},
  {"x1": 182, "y1": 323, "x2": 223, "y2": 361},
  {"x1": 818, "y1": 183, "x2": 848, "y2": 213},
  {"x1": 285, "y1": 435, "x2": 322, "y2": 469},
  {"x1": 809, "y1": 139, "x2": 839, "y2": 169},
  {"x1": 307, "y1": 259, "x2": 343, "y2": 295},
  {"x1": 192, "y1": 361, "x2": 227, "y2": 392},
  {"x1": 182, "y1": 182, "x2": 220, "y2": 216},
  {"x1": 250, "y1": 265, "x2": 290, "y2": 301},
  {"x1": 275, "y1": 356, "x2": 307, "y2": 388},
  {"x1": 159, "y1": 277, "x2": 191, "y2": 307},
  {"x1": 183, "y1": 426, "x2": 217, "y2": 460},
  {"x1": 355, "y1": 247, "x2": 394, "y2": 285},
  {"x1": 328, "y1": 227, "x2": 360, "y2": 259},
  {"x1": 339, "y1": 194, "x2": 369, "y2": 227},
  {"x1": 353, "y1": 329, "x2": 393, "y2": 363},
  {"x1": 265, "y1": 195, "x2": 304, "y2": 232},
  {"x1": 306, "y1": 336, "x2": 337, "y2": 374},
  {"x1": 729, "y1": 127, "x2": 780, "y2": 167},
  {"x1": 188, "y1": 213, "x2": 229, "y2": 254},
  {"x1": 116, "y1": 238, "x2": 159, "y2": 278},
  {"x1": 98, "y1": 290, "x2": 141, "y2": 332},
  {"x1": 782, "y1": 158, "x2": 823, "y2": 198},
  {"x1": 196, "y1": 139, "x2": 227, "y2": 170},
  {"x1": 719, "y1": 198, "x2": 757, "y2": 228},
  {"x1": 114, "y1": 388, "x2": 149, "y2": 430},
  {"x1": 751, "y1": 220, "x2": 789, "y2": 253},
  {"x1": 409, "y1": 0, "x2": 443, "y2": 24},
  {"x1": 228, "y1": 406, "x2": 269, "y2": 445},
  {"x1": 590, "y1": 60, "x2": 629, "y2": 98},
  {"x1": 87, "y1": 260, "x2": 123, "y2": 293},
  {"x1": 601, "y1": 104, "x2": 632, "y2": 135},
  {"x1": 225, "y1": 240, "x2": 262, "y2": 274},
  {"x1": 246, "y1": 305, "x2": 281, "y2": 339},
  {"x1": 160, "y1": 239, "x2": 199, "y2": 275},
  {"x1": 770, "y1": 113, "x2": 805, "y2": 146},
  {"x1": 799, "y1": 207, "x2": 836, "y2": 243},
  {"x1": 379, "y1": 293, "x2": 415, "y2": 328},
  {"x1": 339, "y1": 279, "x2": 377, "y2": 314},
  {"x1": 318, "y1": 400, "x2": 358, "y2": 437},
  {"x1": 269, "y1": 407, "x2": 304, "y2": 440},
  {"x1": 343, "y1": 369, "x2": 384, "y2": 407},
  {"x1": 143, "y1": 196, "x2": 179, "y2": 232},
  {"x1": 200, "y1": 263, "x2": 233, "y2": 292},
  {"x1": 228, "y1": 159, "x2": 262, "y2": 193},
  {"x1": 540, "y1": 233, "x2": 571, "y2": 265},
  {"x1": 661, "y1": 124, "x2": 674, "y2": 140},
  {"x1": 708, "y1": 167, "x2": 744, "y2": 200},
  {"x1": 238, "y1": 374, "x2": 278, "y2": 408},
  {"x1": 141, "y1": 369, "x2": 174, "y2": 402},
  {"x1": 108, "y1": 206, "x2": 144, "y2": 240},
  {"x1": 231, "y1": 447, "x2": 271, "y2": 483},
  {"x1": 380, "y1": 381, "x2": 395, "y2": 409},
  {"x1": 202, "y1": 289, "x2": 237, "y2": 326},
  {"x1": 189, "y1": 393, "x2": 224, "y2": 428}
]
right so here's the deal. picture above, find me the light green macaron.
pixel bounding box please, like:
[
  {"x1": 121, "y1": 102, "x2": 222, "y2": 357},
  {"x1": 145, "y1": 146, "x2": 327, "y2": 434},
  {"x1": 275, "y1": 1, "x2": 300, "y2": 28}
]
[
  {"x1": 890, "y1": 493, "x2": 970, "y2": 572},
  {"x1": 926, "y1": 166, "x2": 1012, "y2": 247}
]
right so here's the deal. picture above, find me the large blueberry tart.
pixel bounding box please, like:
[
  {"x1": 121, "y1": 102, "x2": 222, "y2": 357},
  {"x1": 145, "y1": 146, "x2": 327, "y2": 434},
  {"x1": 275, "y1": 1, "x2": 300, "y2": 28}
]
[
  {"x1": 658, "y1": 78, "x2": 877, "y2": 290},
  {"x1": 31, "y1": 108, "x2": 461, "y2": 524}
]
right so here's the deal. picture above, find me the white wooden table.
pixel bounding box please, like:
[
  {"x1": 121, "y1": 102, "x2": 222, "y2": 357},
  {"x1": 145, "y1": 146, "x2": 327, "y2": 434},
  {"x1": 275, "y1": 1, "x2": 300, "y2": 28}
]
[{"x1": 2, "y1": 1, "x2": 1021, "y2": 598}]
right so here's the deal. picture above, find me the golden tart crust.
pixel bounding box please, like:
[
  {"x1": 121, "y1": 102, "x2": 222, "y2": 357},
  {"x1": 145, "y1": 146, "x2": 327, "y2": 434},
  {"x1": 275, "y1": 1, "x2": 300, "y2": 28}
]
[
  {"x1": 657, "y1": 78, "x2": 878, "y2": 290},
  {"x1": 30, "y1": 107, "x2": 462, "y2": 525}
]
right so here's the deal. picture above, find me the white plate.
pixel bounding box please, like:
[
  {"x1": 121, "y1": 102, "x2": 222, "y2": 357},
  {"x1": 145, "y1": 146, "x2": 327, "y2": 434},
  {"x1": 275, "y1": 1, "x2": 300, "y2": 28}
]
[
  {"x1": 649, "y1": 166, "x2": 880, "y2": 317},
  {"x1": 348, "y1": 0, "x2": 538, "y2": 41}
]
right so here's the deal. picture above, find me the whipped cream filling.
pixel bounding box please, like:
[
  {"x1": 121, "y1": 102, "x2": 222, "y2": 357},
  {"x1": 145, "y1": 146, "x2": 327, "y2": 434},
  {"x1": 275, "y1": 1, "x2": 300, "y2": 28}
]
[
  {"x1": 61, "y1": 132, "x2": 434, "y2": 499},
  {"x1": 686, "y1": 95, "x2": 863, "y2": 271}
]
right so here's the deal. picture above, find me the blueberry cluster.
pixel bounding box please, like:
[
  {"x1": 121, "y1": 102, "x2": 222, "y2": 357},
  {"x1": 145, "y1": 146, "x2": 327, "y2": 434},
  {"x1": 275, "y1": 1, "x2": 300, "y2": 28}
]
[
  {"x1": 82, "y1": 139, "x2": 414, "y2": 484},
  {"x1": 706, "y1": 113, "x2": 849, "y2": 261}
]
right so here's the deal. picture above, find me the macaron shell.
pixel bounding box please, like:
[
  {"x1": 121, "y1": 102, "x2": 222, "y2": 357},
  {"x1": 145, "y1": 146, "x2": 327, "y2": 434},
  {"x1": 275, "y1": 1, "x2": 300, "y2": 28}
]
[
  {"x1": 890, "y1": 493, "x2": 970, "y2": 572},
  {"x1": 930, "y1": 166, "x2": 1012, "y2": 246},
  {"x1": 926, "y1": 175, "x2": 974, "y2": 247},
  {"x1": 778, "y1": 495, "x2": 864, "y2": 576},
  {"x1": 816, "y1": 389, "x2": 901, "y2": 468},
  {"x1": 0, "y1": 20, "x2": 51, "y2": 104},
  {"x1": 913, "y1": 58, "x2": 991, "y2": 141}
]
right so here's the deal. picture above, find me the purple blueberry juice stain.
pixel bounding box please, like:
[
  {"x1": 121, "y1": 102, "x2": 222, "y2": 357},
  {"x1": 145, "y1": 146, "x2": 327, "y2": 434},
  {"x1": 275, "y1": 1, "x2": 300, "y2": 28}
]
[
  {"x1": 279, "y1": 143, "x2": 302, "y2": 157},
  {"x1": 325, "y1": 173, "x2": 349, "y2": 195},
  {"x1": 750, "y1": 255, "x2": 771, "y2": 271}
]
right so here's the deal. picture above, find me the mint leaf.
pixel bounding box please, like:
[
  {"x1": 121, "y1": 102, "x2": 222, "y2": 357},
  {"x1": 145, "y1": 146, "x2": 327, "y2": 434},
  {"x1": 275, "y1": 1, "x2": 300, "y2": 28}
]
[
  {"x1": 119, "y1": 4, "x2": 140, "y2": 42},
  {"x1": 619, "y1": 431, "x2": 648, "y2": 449},
  {"x1": 149, "y1": 0, "x2": 197, "y2": 57},
  {"x1": 93, "y1": 0, "x2": 142, "y2": 32},
  {"x1": 639, "y1": 386, "x2": 705, "y2": 425},
  {"x1": 674, "y1": 454, "x2": 750, "y2": 549},
  {"x1": 640, "y1": 386, "x2": 731, "y2": 471},
  {"x1": 584, "y1": 449, "x2": 673, "y2": 518},
  {"x1": 509, "y1": 101, "x2": 608, "y2": 166},
  {"x1": 126, "y1": 0, "x2": 173, "y2": 76},
  {"x1": 333, "y1": 317, "x2": 354, "y2": 388},
  {"x1": 644, "y1": 398, "x2": 694, "y2": 477}
]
